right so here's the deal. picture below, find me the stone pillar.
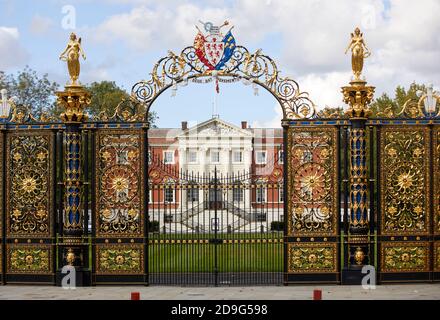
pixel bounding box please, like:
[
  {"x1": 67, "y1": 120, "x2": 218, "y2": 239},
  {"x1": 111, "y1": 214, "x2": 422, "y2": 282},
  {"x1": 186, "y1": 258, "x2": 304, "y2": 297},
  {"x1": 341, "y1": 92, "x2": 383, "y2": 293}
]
[
  {"x1": 341, "y1": 78, "x2": 375, "y2": 283},
  {"x1": 56, "y1": 84, "x2": 91, "y2": 285}
]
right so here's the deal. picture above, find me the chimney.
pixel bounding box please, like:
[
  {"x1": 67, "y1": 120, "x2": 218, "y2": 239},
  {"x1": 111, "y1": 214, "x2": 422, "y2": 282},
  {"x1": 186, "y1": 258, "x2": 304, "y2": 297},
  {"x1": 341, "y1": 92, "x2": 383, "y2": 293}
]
[
  {"x1": 181, "y1": 121, "x2": 188, "y2": 130},
  {"x1": 241, "y1": 121, "x2": 247, "y2": 129}
]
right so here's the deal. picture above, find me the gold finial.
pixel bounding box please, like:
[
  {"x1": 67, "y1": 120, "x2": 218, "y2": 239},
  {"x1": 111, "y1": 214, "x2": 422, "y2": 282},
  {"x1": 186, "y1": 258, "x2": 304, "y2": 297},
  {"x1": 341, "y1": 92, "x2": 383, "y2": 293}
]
[
  {"x1": 345, "y1": 27, "x2": 371, "y2": 80},
  {"x1": 59, "y1": 32, "x2": 86, "y2": 86}
]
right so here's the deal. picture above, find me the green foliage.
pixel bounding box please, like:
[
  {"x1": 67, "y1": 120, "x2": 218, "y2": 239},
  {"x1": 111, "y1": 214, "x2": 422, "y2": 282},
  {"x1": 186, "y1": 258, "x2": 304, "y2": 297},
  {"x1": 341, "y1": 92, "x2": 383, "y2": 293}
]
[
  {"x1": 1, "y1": 68, "x2": 157, "y2": 125},
  {"x1": 84, "y1": 81, "x2": 158, "y2": 125},
  {"x1": 0, "y1": 66, "x2": 59, "y2": 117},
  {"x1": 85, "y1": 81, "x2": 127, "y2": 117}
]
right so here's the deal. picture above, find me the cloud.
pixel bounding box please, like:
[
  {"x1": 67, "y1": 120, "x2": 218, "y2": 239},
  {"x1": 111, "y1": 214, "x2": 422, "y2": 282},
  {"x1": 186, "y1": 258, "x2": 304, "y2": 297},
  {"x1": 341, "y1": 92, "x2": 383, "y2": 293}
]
[
  {"x1": 88, "y1": 0, "x2": 440, "y2": 110},
  {"x1": 299, "y1": 72, "x2": 351, "y2": 109},
  {"x1": 251, "y1": 103, "x2": 283, "y2": 128},
  {"x1": 29, "y1": 15, "x2": 53, "y2": 35},
  {"x1": 91, "y1": 4, "x2": 228, "y2": 52},
  {"x1": 0, "y1": 27, "x2": 28, "y2": 70}
]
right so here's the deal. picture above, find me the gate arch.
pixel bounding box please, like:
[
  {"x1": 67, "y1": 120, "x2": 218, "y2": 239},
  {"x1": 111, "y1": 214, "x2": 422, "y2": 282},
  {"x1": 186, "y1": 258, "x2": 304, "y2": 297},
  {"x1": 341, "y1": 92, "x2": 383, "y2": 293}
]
[{"x1": 130, "y1": 46, "x2": 316, "y2": 121}]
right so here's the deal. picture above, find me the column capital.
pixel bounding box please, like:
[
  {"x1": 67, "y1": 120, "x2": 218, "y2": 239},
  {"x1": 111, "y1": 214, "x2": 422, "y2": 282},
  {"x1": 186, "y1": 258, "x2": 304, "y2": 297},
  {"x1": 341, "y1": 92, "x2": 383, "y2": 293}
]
[
  {"x1": 342, "y1": 80, "x2": 375, "y2": 119},
  {"x1": 56, "y1": 85, "x2": 91, "y2": 123}
]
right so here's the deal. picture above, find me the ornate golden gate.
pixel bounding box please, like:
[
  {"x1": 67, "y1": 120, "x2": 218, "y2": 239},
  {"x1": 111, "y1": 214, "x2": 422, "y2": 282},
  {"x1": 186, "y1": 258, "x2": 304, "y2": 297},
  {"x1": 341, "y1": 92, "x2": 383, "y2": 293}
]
[
  {"x1": 376, "y1": 122, "x2": 438, "y2": 282},
  {"x1": 0, "y1": 117, "x2": 59, "y2": 284},
  {"x1": 285, "y1": 126, "x2": 340, "y2": 283},
  {"x1": 1, "y1": 25, "x2": 439, "y2": 286}
]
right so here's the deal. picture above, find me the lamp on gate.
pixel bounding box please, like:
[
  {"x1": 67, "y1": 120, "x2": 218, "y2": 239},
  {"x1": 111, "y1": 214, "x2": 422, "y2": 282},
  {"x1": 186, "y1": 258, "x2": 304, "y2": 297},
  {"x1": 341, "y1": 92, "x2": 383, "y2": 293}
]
[
  {"x1": 418, "y1": 83, "x2": 439, "y2": 116},
  {"x1": 0, "y1": 88, "x2": 13, "y2": 121},
  {"x1": 424, "y1": 83, "x2": 437, "y2": 115}
]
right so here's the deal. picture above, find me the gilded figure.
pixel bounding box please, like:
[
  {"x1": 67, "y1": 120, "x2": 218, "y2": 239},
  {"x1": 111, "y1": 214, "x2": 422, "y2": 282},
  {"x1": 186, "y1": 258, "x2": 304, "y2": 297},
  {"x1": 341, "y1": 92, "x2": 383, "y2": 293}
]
[
  {"x1": 345, "y1": 27, "x2": 371, "y2": 80},
  {"x1": 59, "y1": 32, "x2": 86, "y2": 85}
]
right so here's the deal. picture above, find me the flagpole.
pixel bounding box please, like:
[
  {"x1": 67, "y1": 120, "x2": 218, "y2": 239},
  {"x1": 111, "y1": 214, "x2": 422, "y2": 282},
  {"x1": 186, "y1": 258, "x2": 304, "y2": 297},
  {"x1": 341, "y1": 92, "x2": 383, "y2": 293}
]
[{"x1": 212, "y1": 73, "x2": 219, "y2": 119}]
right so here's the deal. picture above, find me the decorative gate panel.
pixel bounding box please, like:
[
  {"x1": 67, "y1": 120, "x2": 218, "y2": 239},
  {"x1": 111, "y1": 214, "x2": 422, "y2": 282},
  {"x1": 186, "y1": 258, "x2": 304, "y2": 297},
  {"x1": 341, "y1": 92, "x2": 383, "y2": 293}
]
[
  {"x1": 0, "y1": 131, "x2": 3, "y2": 280},
  {"x1": 379, "y1": 126, "x2": 431, "y2": 282},
  {"x1": 286, "y1": 126, "x2": 339, "y2": 283},
  {"x1": 5, "y1": 131, "x2": 55, "y2": 283},
  {"x1": 93, "y1": 130, "x2": 146, "y2": 283},
  {"x1": 434, "y1": 127, "x2": 440, "y2": 279}
]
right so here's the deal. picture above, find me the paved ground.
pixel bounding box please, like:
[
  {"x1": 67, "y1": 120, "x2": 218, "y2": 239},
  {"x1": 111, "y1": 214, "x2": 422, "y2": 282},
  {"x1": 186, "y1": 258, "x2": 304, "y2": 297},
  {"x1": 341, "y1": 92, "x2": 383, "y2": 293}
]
[{"x1": 0, "y1": 284, "x2": 440, "y2": 300}]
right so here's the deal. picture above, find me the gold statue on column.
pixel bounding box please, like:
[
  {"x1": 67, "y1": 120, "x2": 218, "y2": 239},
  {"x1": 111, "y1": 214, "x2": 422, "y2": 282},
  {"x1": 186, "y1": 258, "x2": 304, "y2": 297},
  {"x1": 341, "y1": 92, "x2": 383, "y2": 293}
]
[
  {"x1": 345, "y1": 27, "x2": 370, "y2": 80},
  {"x1": 59, "y1": 32, "x2": 86, "y2": 85}
]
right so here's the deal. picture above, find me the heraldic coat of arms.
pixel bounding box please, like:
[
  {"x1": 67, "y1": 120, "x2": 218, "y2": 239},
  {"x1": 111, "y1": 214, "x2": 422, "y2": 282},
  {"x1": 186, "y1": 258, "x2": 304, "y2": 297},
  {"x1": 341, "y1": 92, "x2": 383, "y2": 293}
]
[{"x1": 194, "y1": 20, "x2": 236, "y2": 70}]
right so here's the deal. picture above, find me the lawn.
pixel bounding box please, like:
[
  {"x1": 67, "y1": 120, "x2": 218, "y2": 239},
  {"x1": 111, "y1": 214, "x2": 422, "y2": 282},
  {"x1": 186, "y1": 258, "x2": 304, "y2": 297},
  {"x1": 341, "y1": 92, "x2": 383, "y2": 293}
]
[{"x1": 148, "y1": 241, "x2": 283, "y2": 272}]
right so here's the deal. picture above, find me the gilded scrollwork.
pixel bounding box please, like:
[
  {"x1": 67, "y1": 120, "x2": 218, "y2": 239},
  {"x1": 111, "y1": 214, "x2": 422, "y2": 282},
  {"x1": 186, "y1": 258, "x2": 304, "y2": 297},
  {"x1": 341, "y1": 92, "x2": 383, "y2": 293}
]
[
  {"x1": 287, "y1": 127, "x2": 338, "y2": 236},
  {"x1": 6, "y1": 132, "x2": 53, "y2": 237},
  {"x1": 380, "y1": 127, "x2": 429, "y2": 235},
  {"x1": 288, "y1": 243, "x2": 337, "y2": 273},
  {"x1": 92, "y1": 97, "x2": 146, "y2": 122},
  {"x1": 96, "y1": 131, "x2": 144, "y2": 237},
  {"x1": 376, "y1": 90, "x2": 440, "y2": 119},
  {"x1": 381, "y1": 242, "x2": 429, "y2": 272},
  {"x1": 131, "y1": 46, "x2": 316, "y2": 120},
  {"x1": 96, "y1": 245, "x2": 143, "y2": 274},
  {"x1": 7, "y1": 103, "x2": 61, "y2": 124},
  {"x1": 7, "y1": 245, "x2": 52, "y2": 274}
]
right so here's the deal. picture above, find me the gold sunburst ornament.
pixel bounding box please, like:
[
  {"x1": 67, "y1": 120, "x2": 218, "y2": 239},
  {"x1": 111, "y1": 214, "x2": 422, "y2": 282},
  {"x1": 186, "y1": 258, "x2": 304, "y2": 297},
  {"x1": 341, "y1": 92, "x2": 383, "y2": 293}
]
[
  {"x1": 112, "y1": 177, "x2": 129, "y2": 192},
  {"x1": 21, "y1": 177, "x2": 37, "y2": 193},
  {"x1": 397, "y1": 172, "x2": 414, "y2": 191}
]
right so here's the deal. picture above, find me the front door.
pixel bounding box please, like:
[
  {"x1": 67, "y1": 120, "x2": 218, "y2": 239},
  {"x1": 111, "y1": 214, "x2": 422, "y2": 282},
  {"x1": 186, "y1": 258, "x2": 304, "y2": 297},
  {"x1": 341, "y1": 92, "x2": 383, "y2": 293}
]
[{"x1": 208, "y1": 188, "x2": 223, "y2": 209}]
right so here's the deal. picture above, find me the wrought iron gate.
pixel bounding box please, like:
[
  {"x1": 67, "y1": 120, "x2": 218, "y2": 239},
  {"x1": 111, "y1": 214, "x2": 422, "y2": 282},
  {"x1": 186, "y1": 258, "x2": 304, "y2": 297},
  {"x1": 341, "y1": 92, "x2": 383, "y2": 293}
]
[{"x1": 147, "y1": 155, "x2": 284, "y2": 285}]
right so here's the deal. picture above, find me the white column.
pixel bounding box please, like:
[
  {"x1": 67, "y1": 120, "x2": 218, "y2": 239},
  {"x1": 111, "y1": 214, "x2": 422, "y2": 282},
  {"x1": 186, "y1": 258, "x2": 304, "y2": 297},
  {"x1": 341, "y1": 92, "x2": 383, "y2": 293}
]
[{"x1": 222, "y1": 147, "x2": 231, "y2": 175}]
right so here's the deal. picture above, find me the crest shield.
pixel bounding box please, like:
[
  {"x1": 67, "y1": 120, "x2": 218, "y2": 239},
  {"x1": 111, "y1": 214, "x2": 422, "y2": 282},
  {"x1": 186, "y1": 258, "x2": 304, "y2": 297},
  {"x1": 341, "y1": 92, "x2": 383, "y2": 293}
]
[
  {"x1": 204, "y1": 35, "x2": 224, "y2": 68},
  {"x1": 194, "y1": 21, "x2": 235, "y2": 70}
]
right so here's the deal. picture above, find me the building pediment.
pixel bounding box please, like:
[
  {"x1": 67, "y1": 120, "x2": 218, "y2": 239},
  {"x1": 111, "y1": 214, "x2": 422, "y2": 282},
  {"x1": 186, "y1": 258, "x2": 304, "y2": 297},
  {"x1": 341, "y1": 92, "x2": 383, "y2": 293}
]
[{"x1": 178, "y1": 118, "x2": 252, "y2": 138}]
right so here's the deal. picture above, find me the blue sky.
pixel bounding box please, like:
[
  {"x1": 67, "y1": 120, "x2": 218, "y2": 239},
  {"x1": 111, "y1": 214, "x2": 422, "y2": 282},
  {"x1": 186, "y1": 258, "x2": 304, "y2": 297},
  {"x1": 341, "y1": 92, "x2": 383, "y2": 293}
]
[{"x1": 1, "y1": 0, "x2": 439, "y2": 127}]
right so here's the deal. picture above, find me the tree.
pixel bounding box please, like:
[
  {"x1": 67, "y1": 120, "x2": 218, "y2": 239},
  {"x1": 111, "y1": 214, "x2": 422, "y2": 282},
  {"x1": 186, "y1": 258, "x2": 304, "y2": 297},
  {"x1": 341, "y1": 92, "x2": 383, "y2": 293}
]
[
  {"x1": 84, "y1": 81, "x2": 158, "y2": 126},
  {"x1": 0, "y1": 66, "x2": 59, "y2": 117}
]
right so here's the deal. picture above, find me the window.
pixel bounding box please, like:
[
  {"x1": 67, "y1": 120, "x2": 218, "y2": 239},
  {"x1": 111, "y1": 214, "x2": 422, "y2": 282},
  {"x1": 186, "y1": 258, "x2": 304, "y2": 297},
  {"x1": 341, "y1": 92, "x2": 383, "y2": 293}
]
[
  {"x1": 256, "y1": 186, "x2": 266, "y2": 203},
  {"x1": 164, "y1": 151, "x2": 174, "y2": 164},
  {"x1": 164, "y1": 188, "x2": 175, "y2": 203},
  {"x1": 255, "y1": 151, "x2": 267, "y2": 164},
  {"x1": 233, "y1": 151, "x2": 243, "y2": 163},
  {"x1": 211, "y1": 150, "x2": 220, "y2": 163},
  {"x1": 188, "y1": 151, "x2": 197, "y2": 164},
  {"x1": 233, "y1": 184, "x2": 244, "y2": 202},
  {"x1": 303, "y1": 150, "x2": 312, "y2": 162},
  {"x1": 149, "y1": 189, "x2": 152, "y2": 203},
  {"x1": 278, "y1": 150, "x2": 284, "y2": 164},
  {"x1": 187, "y1": 187, "x2": 199, "y2": 202},
  {"x1": 148, "y1": 151, "x2": 152, "y2": 165},
  {"x1": 279, "y1": 187, "x2": 284, "y2": 203}
]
